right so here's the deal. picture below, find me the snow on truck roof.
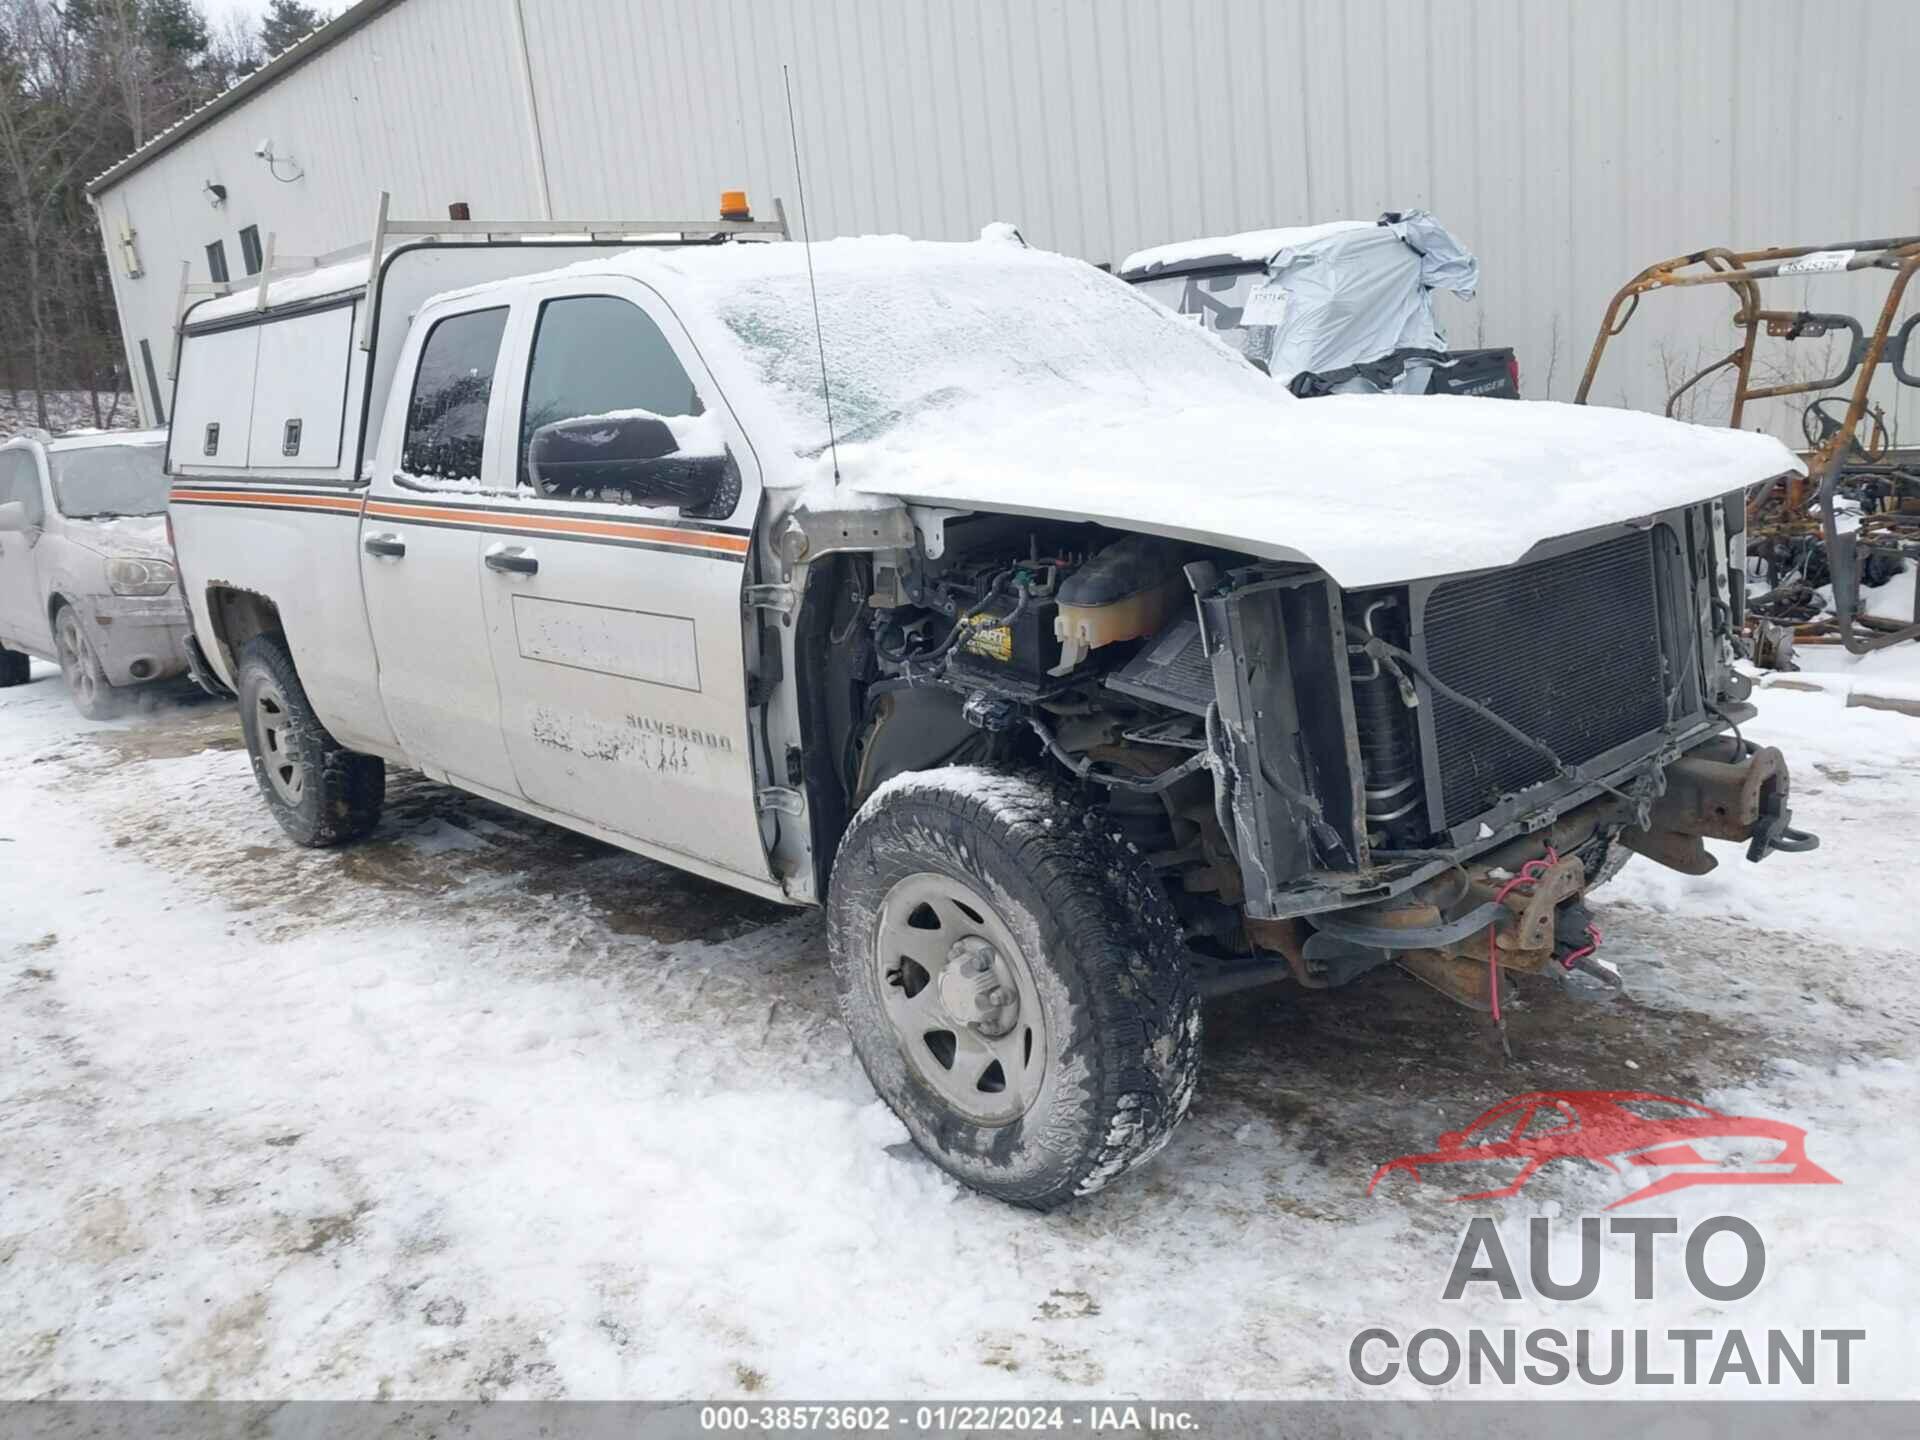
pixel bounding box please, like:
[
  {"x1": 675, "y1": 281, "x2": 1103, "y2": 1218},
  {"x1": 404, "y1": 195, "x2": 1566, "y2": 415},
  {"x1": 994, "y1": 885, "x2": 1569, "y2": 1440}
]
[
  {"x1": 1118, "y1": 219, "x2": 1377, "y2": 277},
  {"x1": 191, "y1": 257, "x2": 373, "y2": 324},
  {"x1": 554, "y1": 232, "x2": 1799, "y2": 586},
  {"x1": 44, "y1": 428, "x2": 167, "y2": 452},
  {"x1": 184, "y1": 228, "x2": 1801, "y2": 587},
  {"x1": 589, "y1": 230, "x2": 1284, "y2": 460}
]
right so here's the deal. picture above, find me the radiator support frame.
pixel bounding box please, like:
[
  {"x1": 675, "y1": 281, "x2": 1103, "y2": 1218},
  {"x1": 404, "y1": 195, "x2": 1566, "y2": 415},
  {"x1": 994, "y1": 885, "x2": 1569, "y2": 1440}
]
[{"x1": 1405, "y1": 517, "x2": 1706, "y2": 848}]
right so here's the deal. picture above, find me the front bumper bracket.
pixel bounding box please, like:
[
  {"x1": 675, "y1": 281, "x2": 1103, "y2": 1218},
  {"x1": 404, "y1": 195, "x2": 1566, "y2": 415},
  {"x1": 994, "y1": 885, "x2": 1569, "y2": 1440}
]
[{"x1": 1624, "y1": 736, "x2": 1819, "y2": 872}]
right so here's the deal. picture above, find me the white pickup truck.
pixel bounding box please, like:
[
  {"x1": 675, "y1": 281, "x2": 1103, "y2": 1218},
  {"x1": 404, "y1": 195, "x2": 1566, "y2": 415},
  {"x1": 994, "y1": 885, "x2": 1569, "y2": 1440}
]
[{"x1": 167, "y1": 201, "x2": 1816, "y2": 1209}]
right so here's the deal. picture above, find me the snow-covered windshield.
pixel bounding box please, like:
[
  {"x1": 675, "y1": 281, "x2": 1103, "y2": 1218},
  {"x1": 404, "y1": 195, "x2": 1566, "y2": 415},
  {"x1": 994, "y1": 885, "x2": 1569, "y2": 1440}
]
[
  {"x1": 49, "y1": 442, "x2": 169, "y2": 518},
  {"x1": 687, "y1": 237, "x2": 1274, "y2": 458}
]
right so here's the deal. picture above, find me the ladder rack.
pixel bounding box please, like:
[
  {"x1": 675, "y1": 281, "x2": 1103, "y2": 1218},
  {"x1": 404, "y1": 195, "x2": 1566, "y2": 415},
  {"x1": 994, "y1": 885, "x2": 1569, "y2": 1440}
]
[{"x1": 169, "y1": 189, "x2": 790, "y2": 370}]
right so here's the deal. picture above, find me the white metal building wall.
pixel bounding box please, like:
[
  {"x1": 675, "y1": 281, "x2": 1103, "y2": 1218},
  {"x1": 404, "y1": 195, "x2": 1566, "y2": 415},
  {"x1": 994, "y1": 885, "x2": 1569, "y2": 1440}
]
[{"x1": 97, "y1": 0, "x2": 1919, "y2": 440}]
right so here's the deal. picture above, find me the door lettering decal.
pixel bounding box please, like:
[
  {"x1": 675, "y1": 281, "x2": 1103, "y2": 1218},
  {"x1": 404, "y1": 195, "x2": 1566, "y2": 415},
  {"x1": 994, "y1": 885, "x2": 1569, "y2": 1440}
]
[
  {"x1": 512, "y1": 594, "x2": 701, "y2": 692},
  {"x1": 525, "y1": 704, "x2": 734, "y2": 776}
]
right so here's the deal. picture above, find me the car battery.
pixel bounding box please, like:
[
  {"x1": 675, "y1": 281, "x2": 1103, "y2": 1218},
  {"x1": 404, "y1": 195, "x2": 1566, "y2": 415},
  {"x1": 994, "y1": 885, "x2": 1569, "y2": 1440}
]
[{"x1": 948, "y1": 595, "x2": 1063, "y2": 686}]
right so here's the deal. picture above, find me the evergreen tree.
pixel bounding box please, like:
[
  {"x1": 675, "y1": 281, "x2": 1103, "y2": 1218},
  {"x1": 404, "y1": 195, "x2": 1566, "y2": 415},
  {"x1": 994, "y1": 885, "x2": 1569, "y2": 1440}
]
[
  {"x1": 141, "y1": 0, "x2": 207, "y2": 54},
  {"x1": 259, "y1": 0, "x2": 324, "y2": 56}
]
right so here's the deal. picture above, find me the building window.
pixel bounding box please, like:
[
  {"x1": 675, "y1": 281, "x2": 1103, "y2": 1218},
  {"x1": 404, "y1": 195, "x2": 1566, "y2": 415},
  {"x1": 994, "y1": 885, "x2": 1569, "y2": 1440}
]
[
  {"x1": 239, "y1": 225, "x2": 263, "y2": 276},
  {"x1": 138, "y1": 339, "x2": 166, "y2": 425},
  {"x1": 206, "y1": 240, "x2": 229, "y2": 284}
]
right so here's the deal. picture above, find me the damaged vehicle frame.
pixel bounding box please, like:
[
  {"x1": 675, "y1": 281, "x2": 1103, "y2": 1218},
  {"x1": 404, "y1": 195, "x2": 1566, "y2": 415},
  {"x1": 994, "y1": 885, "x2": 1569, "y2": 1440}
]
[
  {"x1": 828, "y1": 490, "x2": 1813, "y2": 1010},
  {"x1": 166, "y1": 199, "x2": 1817, "y2": 1212}
]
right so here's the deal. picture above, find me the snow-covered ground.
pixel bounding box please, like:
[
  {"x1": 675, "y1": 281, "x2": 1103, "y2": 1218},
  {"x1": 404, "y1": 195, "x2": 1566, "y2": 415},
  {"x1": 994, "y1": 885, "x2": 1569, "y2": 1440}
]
[
  {"x1": 2, "y1": 656, "x2": 1916, "y2": 1401},
  {"x1": 0, "y1": 391, "x2": 139, "y2": 441}
]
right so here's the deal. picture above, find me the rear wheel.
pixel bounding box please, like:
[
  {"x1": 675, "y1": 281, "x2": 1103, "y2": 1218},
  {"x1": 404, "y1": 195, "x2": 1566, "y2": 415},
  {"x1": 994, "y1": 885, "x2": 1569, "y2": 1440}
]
[
  {"x1": 53, "y1": 603, "x2": 121, "y2": 719},
  {"x1": 0, "y1": 642, "x2": 28, "y2": 687},
  {"x1": 827, "y1": 767, "x2": 1201, "y2": 1209},
  {"x1": 236, "y1": 634, "x2": 384, "y2": 847}
]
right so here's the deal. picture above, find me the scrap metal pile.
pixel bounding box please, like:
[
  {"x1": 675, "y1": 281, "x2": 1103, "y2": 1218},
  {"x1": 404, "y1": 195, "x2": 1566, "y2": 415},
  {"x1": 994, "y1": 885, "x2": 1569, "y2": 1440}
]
[{"x1": 1576, "y1": 236, "x2": 1920, "y2": 667}]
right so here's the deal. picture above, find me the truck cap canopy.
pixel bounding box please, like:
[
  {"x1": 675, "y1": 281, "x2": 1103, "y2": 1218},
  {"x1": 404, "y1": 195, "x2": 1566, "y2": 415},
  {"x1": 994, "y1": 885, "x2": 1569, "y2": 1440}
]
[
  {"x1": 1118, "y1": 219, "x2": 1376, "y2": 278},
  {"x1": 191, "y1": 257, "x2": 372, "y2": 325},
  {"x1": 1123, "y1": 212, "x2": 1485, "y2": 389},
  {"x1": 500, "y1": 232, "x2": 1802, "y2": 587}
]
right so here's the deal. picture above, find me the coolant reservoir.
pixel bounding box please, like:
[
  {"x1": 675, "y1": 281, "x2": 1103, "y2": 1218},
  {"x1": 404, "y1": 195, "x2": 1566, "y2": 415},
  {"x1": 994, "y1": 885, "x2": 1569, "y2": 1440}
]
[{"x1": 1051, "y1": 535, "x2": 1188, "y2": 675}]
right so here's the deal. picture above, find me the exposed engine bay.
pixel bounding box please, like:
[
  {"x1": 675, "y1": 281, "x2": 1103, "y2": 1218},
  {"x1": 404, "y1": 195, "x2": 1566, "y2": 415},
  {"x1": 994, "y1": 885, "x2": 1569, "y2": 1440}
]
[{"x1": 794, "y1": 500, "x2": 1817, "y2": 1015}]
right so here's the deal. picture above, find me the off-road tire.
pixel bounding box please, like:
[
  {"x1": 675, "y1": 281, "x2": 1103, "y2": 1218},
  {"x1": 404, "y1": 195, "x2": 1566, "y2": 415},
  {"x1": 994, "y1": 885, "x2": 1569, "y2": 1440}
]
[
  {"x1": 236, "y1": 634, "x2": 384, "y2": 847},
  {"x1": 0, "y1": 642, "x2": 28, "y2": 687},
  {"x1": 53, "y1": 602, "x2": 123, "y2": 720},
  {"x1": 827, "y1": 766, "x2": 1201, "y2": 1209}
]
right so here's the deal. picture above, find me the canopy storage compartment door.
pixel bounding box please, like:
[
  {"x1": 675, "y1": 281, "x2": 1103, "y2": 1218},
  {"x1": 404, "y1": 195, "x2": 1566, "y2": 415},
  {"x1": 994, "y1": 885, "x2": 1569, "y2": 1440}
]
[
  {"x1": 169, "y1": 299, "x2": 362, "y2": 482},
  {"x1": 167, "y1": 326, "x2": 260, "y2": 472},
  {"x1": 248, "y1": 305, "x2": 355, "y2": 470}
]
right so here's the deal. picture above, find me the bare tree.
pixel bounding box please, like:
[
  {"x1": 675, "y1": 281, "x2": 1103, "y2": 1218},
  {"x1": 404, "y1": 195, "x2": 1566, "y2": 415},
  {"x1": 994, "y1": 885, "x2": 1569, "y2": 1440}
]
[
  {"x1": 0, "y1": 0, "x2": 247, "y2": 430},
  {"x1": 206, "y1": 9, "x2": 261, "y2": 84},
  {"x1": 0, "y1": 0, "x2": 95, "y2": 427},
  {"x1": 66, "y1": 0, "x2": 152, "y2": 147}
]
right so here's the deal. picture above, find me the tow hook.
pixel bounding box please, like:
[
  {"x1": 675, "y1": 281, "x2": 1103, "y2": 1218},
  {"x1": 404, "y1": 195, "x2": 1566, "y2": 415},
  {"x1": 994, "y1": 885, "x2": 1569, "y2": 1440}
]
[
  {"x1": 1747, "y1": 781, "x2": 1820, "y2": 862},
  {"x1": 1623, "y1": 737, "x2": 1820, "y2": 874}
]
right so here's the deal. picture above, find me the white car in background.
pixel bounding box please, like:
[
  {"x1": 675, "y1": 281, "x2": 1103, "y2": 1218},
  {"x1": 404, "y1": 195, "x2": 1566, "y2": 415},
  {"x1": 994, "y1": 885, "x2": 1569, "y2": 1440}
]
[{"x1": 0, "y1": 428, "x2": 193, "y2": 718}]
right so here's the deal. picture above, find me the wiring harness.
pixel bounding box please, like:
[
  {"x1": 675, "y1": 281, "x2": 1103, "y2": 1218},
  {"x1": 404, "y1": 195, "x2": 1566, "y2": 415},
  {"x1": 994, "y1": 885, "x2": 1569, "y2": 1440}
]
[{"x1": 1485, "y1": 844, "x2": 1605, "y2": 1031}]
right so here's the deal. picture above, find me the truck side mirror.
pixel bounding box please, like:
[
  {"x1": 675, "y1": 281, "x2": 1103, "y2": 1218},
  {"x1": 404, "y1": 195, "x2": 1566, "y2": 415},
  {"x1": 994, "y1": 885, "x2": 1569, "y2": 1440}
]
[
  {"x1": 0, "y1": 500, "x2": 28, "y2": 534},
  {"x1": 527, "y1": 412, "x2": 735, "y2": 514}
]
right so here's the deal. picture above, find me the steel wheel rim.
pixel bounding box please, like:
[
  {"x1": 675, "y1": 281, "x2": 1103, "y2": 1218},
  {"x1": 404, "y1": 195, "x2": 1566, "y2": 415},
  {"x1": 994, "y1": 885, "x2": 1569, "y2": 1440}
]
[
  {"x1": 874, "y1": 873, "x2": 1048, "y2": 1126},
  {"x1": 56, "y1": 610, "x2": 96, "y2": 709},
  {"x1": 253, "y1": 678, "x2": 305, "y2": 806}
]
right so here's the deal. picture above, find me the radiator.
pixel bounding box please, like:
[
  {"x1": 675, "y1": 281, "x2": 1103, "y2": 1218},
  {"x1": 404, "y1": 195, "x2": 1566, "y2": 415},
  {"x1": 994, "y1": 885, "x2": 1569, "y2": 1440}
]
[{"x1": 1421, "y1": 530, "x2": 1669, "y2": 826}]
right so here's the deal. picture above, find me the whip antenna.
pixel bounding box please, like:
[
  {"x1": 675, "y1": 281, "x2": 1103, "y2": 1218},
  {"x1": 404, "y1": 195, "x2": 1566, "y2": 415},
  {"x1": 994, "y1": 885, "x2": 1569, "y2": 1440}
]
[{"x1": 782, "y1": 64, "x2": 840, "y2": 482}]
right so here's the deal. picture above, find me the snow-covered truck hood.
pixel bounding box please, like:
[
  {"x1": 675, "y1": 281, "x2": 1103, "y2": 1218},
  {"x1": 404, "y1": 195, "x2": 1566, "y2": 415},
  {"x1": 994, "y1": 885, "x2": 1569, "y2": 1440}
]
[
  {"x1": 836, "y1": 392, "x2": 1797, "y2": 587},
  {"x1": 544, "y1": 232, "x2": 1801, "y2": 588}
]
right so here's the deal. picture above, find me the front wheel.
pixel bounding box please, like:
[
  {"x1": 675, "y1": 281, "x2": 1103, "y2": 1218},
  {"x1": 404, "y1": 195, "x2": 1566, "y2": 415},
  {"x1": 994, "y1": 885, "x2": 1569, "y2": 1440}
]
[
  {"x1": 236, "y1": 634, "x2": 384, "y2": 847},
  {"x1": 53, "y1": 603, "x2": 121, "y2": 719},
  {"x1": 827, "y1": 768, "x2": 1201, "y2": 1209}
]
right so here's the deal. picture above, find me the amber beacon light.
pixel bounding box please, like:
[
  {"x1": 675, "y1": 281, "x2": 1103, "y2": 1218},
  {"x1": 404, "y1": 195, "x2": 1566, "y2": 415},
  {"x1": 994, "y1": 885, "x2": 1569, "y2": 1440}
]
[{"x1": 719, "y1": 189, "x2": 753, "y2": 221}]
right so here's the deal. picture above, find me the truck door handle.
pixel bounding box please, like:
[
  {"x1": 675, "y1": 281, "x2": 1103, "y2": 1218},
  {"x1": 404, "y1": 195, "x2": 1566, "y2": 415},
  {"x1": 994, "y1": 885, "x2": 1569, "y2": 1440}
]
[
  {"x1": 363, "y1": 533, "x2": 407, "y2": 558},
  {"x1": 484, "y1": 544, "x2": 539, "y2": 576}
]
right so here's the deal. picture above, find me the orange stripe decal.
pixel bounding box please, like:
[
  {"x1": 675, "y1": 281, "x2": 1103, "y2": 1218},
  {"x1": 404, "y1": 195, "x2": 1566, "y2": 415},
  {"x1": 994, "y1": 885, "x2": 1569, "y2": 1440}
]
[
  {"x1": 169, "y1": 489, "x2": 749, "y2": 556},
  {"x1": 364, "y1": 500, "x2": 751, "y2": 554},
  {"x1": 171, "y1": 489, "x2": 364, "y2": 513}
]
